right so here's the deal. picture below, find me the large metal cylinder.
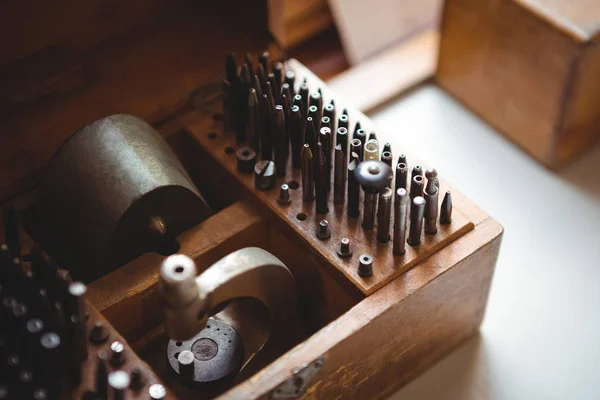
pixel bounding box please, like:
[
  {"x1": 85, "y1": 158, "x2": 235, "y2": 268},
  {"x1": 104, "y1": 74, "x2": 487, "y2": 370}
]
[{"x1": 33, "y1": 114, "x2": 211, "y2": 282}]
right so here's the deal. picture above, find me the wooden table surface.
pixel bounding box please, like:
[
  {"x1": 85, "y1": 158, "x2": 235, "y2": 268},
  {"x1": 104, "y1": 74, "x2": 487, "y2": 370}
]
[{"x1": 366, "y1": 84, "x2": 600, "y2": 400}]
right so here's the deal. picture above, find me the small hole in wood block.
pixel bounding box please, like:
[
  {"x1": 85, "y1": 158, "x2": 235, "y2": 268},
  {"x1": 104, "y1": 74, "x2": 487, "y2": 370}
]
[
  {"x1": 287, "y1": 180, "x2": 299, "y2": 190},
  {"x1": 296, "y1": 213, "x2": 307, "y2": 221},
  {"x1": 176, "y1": 341, "x2": 182, "y2": 347},
  {"x1": 208, "y1": 132, "x2": 218, "y2": 139},
  {"x1": 174, "y1": 352, "x2": 180, "y2": 359},
  {"x1": 225, "y1": 146, "x2": 235, "y2": 154}
]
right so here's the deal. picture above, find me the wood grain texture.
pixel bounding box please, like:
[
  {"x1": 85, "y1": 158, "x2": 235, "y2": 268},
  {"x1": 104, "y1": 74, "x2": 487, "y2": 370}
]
[
  {"x1": 185, "y1": 59, "x2": 474, "y2": 295},
  {"x1": 437, "y1": 0, "x2": 600, "y2": 168},
  {"x1": 219, "y1": 217, "x2": 503, "y2": 399}
]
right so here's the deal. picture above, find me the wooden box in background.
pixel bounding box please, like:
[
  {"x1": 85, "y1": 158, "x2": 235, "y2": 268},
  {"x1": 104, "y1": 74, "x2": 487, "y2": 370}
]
[
  {"x1": 437, "y1": 0, "x2": 600, "y2": 168},
  {"x1": 267, "y1": 0, "x2": 333, "y2": 47}
]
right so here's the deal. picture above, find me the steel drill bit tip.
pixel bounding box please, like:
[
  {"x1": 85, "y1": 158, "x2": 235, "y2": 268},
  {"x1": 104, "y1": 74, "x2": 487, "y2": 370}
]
[
  {"x1": 393, "y1": 188, "x2": 409, "y2": 255},
  {"x1": 440, "y1": 191, "x2": 453, "y2": 225},
  {"x1": 301, "y1": 144, "x2": 315, "y2": 202},
  {"x1": 408, "y1": 196, "x2": 426, "y2": 247}
]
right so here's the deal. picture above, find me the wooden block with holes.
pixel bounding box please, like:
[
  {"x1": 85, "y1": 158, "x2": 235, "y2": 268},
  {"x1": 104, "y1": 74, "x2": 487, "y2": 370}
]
[{"x1": 437, "y1": 0, "x2": 600, "y2": 168}]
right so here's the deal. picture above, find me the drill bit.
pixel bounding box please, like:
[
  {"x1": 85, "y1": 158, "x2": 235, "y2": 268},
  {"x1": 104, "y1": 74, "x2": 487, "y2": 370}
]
[
  {"x1": 397, "y1": 153, "x2": 407, "y2": 167},
  {"x1": 408, "y1": 196, "x2": 426, "y2": 246},
  {"x1": 334, "y1": 144, "x2": 347, "y2": 205},
  {"x1": 424, "y1": 168, "x2": 439, "y2": 234},
  {"x1": 336, "y1": 127, "x2": 349, "y2": 156},
  {"x1": 221, "y1": 79, "x2": 233, "y2": 132},
  {"x1": 273, "y1": 105, "x2": 288, "y2": 177},
  {"x1": 247, "y1": 88, "x2": 259, "y2": 150},
  {"x1": 324, "y1": 102, "x2": 335, "y2": 120},
  {"x1": 440, "y1": 191, "x2": 453, "y2": 225},
  {"x1": 382, "y1": 142, "x2": 392, "y2": 155},
  {"x1": 290, "y1": 105, "x2": 303, "y2": 168},
  {"x1": 377, "y1": 188, "x2": 393, "y2": 243},
  {"x1": 347, "y1": 153, "x2": 360, "y2": 218},
  {"x1": 95, "y1": 351, "x2": 108, "y2": 400},
  {"x1": 315, "y1": 141, "x2": 328, "y2": 214},
  {"x1": 252, "y1": 74, "x2": 263, "y2": 102},
  {"x1": 364, "y1": 139, "x2": 379, "y2": 161},
  {"x1": 393, "y1": 188, "x2": 409, "y2": 255},
  {"x1": 273, "y1": 62, "x2": 284, "y2": 94},
  {"x1": 301, "y1": 144, "x2": 314, "y2": 202},
  {"x1": 237, "y1": 64, "x2": 251, "y2": 142},
  {"x1": 281, "y1": 83, "x2": 293, "y2": 108},
  {"x1": 260, "y1": 94, "x2": 273, "y2": 159}
]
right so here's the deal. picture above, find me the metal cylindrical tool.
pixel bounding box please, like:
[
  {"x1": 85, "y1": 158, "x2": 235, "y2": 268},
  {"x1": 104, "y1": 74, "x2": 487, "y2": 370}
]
[
  {"x1": 336, "y1": 127, "x2": 349, "y2": 156},
  {"x1": 277, "y1": 184, "x2": 291, "y2": 205},
  {"x1": 95, "y1": 351, "x2": 108, "y2": 399},
  {"x1": 424, "y1": 169, "x2": 439, "y2": 235},
  {"x1": 377, "y1": 188, "x2": 393, "y2": 243},
  {"x1": 397, "y1": 154, "x2": 407, "y2": 166},
  {"x1": 324, "y1": 102, "x2": 335, "y2": 120},
  {"x1": 347, "y1": 153, "x2": 360, "y2": 218},
  {"x1": 273, "y1": 105, "x2": 287, "y2": 177},
  {"x1": 315, "y1": 142, "x2": 329, "y2": 214},
  {"x1": 108, "y1": 370, "x2": 130, "y2": 400},
  {"x1": 354, "y1": 161, "x2": 394, "y2": 230},
  {"x1": 410, "y1": 175, "x2": 424, "y2": 200},
  {"x1": 236, "y1": 146, "x2": 257, "y2": 173},
  {"x1": 316, "y1": 220, "x2": 331, "y2": 240},
  {"x1": 440, "y1": 191, "x2": 453, "y2": 225},
  {"x1": 320, "y1": 116, "x2": 332, "y2": 132},
  {"x1": 353, "y1": 121, "x2": 362, "y2": 136},
  {"x1": 395, "y1": 163, "x2": 408, "y2": 191},
  {"x1": 305, "y1": 117, "x2": 317, "y2": 154},
  {"x1": 109, "y1": 341, "x2": 125, "y2": 366},
  {"x1": 301, "y1": 145, "x2": 314, "y2": 202},
  {"x1": 285, "y1": 70, "x2": 295, "y2": 88},
  {"x1": 368, "y1": 131, "x2": 377, "y2": 142},
  {"x1": 299, "y1": 82, "x2": 309, "y2": 114},
  {"x1": 246, "y1": 88, "x2": 260, "y2": 149},
  {"x1": 411, "y1": 165, "x2": 423, "y2": 182},
  {"x1": 308, "y1": 105, "x2": 319, "y2": 124},
  {"x1": 254, "y1": 160, "x2": 276, "y2": 190},
  {"x1": 408, "y1": 197, "x2": 426, "y2": 247},
  {"x1": 273, "y1": 62, "x2": 284, "y2": 92},
  {"x1": 177, "y1": 350, "x2": 195, "y2": 377},
  {"x1": 267, "y1": 74, "x2": 278, "y2": 104},
  {"x1": 382, "y1": 142, "x2": 392, "y2": 155},
  {"x1": 364, "y1": 139, "x2": 379, "y2": 161},
  {"x1": 309, "y1": 92, "x2": 322, "y2": 122},
  {"x1": 290, "y1": 105, "x2": 303, "y2": 169},
  {"x1": 264, "y1": 81, "x2": 275, "y2": 111},
  {"x1": 393, "y1": 189, "x2": 409, "y2": 255},
  {"x1": 221, "y1": 79, "x2": 233, "y2": 132},
  {"x1": 338, "y1": 114, "x2": 349, "y2": 131},
  {"x1": 337, "y1": 238, "x2": 352, "y2": 258},
  {"x1": 381, "y1": 151, "x2": 393, "y2": 168},
  {"x1": 260, "y1": 94, "x2": 273, "y2": 159},
  {"x1": 357, "y1": 255, "x2": 373, "y2": 277},
  {"x1": 353, "y1": 129, "x2": 367, "y2": 161},
  {"x1": 333, "y1": 145, "x2": 347, "y2": 205},
  {"x1": 257, "y1": 63, "x2": 267, "y2": 87},
  {"x1": 320, "y1": 127, "x2": 333, "y2": 177}
]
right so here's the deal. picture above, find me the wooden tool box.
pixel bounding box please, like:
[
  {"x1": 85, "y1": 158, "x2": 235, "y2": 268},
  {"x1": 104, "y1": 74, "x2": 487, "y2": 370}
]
[
  {"x1": 0, "y1": 2, "x2": 503, "y2": 398},
  {"x1": 437, "y1": 0, "x2": 600, "y2": 168}
]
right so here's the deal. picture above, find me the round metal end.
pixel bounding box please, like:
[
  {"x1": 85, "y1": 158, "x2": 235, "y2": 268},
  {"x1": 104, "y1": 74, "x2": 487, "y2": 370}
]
[
  {"x1": 358, "y1": 254, "x2": 373, "y2": 277},
  {"x1": 425, "y1": 168, "x2": 438, "y2": 180},
  {"x1": 277, "y1": 184, "x2": 292, "y2": 205},
  {"x1": 316, "y1": 220, "x2": 331, "y2": 240},
  {"x1": 40, "y1": 332, "x2": 60, "y2": 349},
  {"x1": 110, "y1": 341, "x2": 125, "y2": 366},
  {"x1": 354, "y1": 161, "x2": 393, "y2": 191},
  {"x1": 68, "y1": 281, "x2": 87, "y2": 297},
  {"x1": 149, "y1": 384, "x2": 167, "y2": 399},
  {"x1": 89, "y1": 321, "x2": 109, "y2": 344},
  {"x1": 108, "y1": 371, "x2": 130, "y2": 390},
  {"x1": 336, "y1": 238, "x2": 353, "y2": 258},
  {"x1": 160, "y1": 254, "x2": 198, "y2": 308}
]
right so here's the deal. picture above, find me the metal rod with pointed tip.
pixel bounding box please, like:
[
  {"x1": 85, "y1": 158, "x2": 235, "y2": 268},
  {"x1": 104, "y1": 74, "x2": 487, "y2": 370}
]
[
  {"x1": 237, "y1": 64, "x2": 251, "y2": 142},
  {"x1": 353, "y1": 121, "x2": 362, "y2": 136},
  {"x1": 319, "y1": 127, "x2": 332, "y2": 192},
  {"x1": 268, "y1": 73, "x2": 279, "y2": 103},
  {"x1": 285, "y1": 70, "x2": 295, "y2": 88},
  {"x1": 347, "y1": 153, "x2": 360, "y2": 218},
  {"x1": 440, "y1": 191, "x2": 453, "y2": 225},
  {"x1": 260, "y1": 94, "x2": 273, "y2": 159},
  {"x1": 247, "y1": 88, "x2": 260, "y2": 150},
  {"x1": 336, "y1": 127, "x2": 349, "y2": 156},
  {"x1": 299, "y1": 82, "x2": 309, "y2": 113},
  {"x1": 264, "y1": 81, "x2": 275, "y2": 110},
  {"x1": 252, "y1": 74, "x2": 263, "y2": 100},
  {"x1": 382, "y1": 142, "x2": 392, "y2": 155},
  {"x1": 424, "y1": 168, "x2": 439, "y2": 234},
  {"x1": 397, "y1": 154, "x2": 407, "y2": 166},
  {"x1": 308, "y1": 105, "x2": 319, "y2": 123},
  {"x1": 354, "y1": 129, "x2": 367, "y2": 161},
  {"x1": 309, "y1": 92, "x2": 322, "y2": 122},
  {"x1": 408, "y1": 196, "x2": 425, "y2": 246},
  {"x1": 377, "y1": 188, "x2": 393, "y2": 243},
  {"x1": 320, "y1": 116, "x2": 332, "y2": 132},
  {"x1": 364, "y1": 139, "x2": 379, "y2": 161},
  {"x1": 393, "y1": 188, "x2": 409, "y2": 255},
  {"x1": 350, "y1": 138, "x2": 363, "y2": 164},
  {"x1": 259, "y1": 51, "x2": 269, "y2": 72},
  {"x1": 334, "y1": 144, "x2": 347, "y2": 205},
  {"x1": 257, "y1": 63, "x2": 267, "y2": 87},
  {"x1": 381, "y1": 151, "x2": 393, "y2": 167},
  {"x1": 273, "y1": 105, "x2": 287, "y2": 177},
  {"x1": 315, "y1": 141, "x2": 328, "y2": 214},
  {"x1": 301, "y1": 144, "x2": 314, "y2": 202},
  {"x1": 324, "y1": 103, "x2": 336, "y2": 132},
  {"x1": 245, "y1": 53, "x2": 254, "y2": 76},
  {"x1": 368, "y1": 131, "x2": 377, "y2": 142},
  {"x1": 290, "y1": 105, "x2": 303, "y2": 168},
  {"x1": 305, "y1": 116, "x2": 317, "y2": 154},
  {"x1": 281, "y1": 83, "x2": 293, "y2": 108},
  {"x1": 95, "y1": 352, "x2": 109, "y2": 399},
  {"x1": 273, "y1": 62, "x2": 284, "y2": 93},
  {"x1": 221, "y1": 79, "x2": 233, "y2": 132},
  {"x1": 338, "y1": 113, "x2": 349, "y2": 131}
]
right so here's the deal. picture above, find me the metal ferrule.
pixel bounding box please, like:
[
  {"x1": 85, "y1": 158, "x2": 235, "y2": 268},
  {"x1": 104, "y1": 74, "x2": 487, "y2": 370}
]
[
  {"x1": 334, "y1": 145, "x2": 347, "y2": 205},
  {"x1": 393, "y1": 189, "x2": 409, "y2": 255}
]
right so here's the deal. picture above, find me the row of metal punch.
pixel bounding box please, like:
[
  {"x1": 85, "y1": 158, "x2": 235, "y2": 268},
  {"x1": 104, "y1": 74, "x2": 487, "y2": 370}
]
[{"x1": 221, "y1": 52, "x2": 453, "y2": 268}]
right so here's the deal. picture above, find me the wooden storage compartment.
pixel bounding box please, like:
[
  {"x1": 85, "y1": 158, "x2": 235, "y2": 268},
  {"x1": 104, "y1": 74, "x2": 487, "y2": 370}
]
[
  {"x1": 0, "y1": 3, "x2": 503, "y2": 398},
  {"x1": 437, "y1": 0, "x2": 600, "y2": 168}
]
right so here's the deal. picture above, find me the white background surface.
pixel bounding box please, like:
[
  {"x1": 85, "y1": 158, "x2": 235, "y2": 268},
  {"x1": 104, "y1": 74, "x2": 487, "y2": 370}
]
[{"x1": 370, "y1": 85, "x2": 600, "y2": 400}]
